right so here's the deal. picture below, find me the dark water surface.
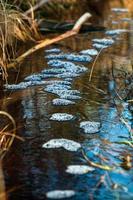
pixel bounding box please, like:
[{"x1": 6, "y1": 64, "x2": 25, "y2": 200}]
[{"x1": 2, "y1": 3, "x2": 133, "y2": 200}]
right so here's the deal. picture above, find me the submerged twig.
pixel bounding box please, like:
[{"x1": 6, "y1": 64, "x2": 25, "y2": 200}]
[
  {"x1": 82, "y1": 149, "x2": 114, "y2": 171},
  {"x1": 8, "y1": 12, "x2": 91, "y2": 68}
]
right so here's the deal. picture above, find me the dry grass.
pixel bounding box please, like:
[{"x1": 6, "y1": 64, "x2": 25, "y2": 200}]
[
  {"x1": 0, "y1": 111, "x2": 16, "y2": 160},
  {"x1": 0, "y1": 0, "x2": 39, "y2": 81}
]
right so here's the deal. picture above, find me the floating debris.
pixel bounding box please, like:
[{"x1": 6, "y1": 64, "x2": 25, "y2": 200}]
[
  {"x1": 52, "y1": 98, "x2": 75, "y2": 106},
  {"x1": 111, "y1": 8, "x2": 129, "y2": 13},
  {"x1": 92, "y1": 43, "x2": 108, "y2": 49},
  {"x1": 45, "y1": 48, "x2": 61, "y2": 53},
  {"x1": 105, "y1": 29, "x2": 128, "y2": 35},
  {"x1": 43, "y1": 138, "x2": 81, "y2": 151},
  {"x1": 80, "y1": 121, "x2": 100, "y2": 134},
  {"x1": 80, "y1": 49, "x2": 98, "y2": 56},
  {"x1": 46, "y1": 53, "x2": 92, "y2": 62},
  {"x1": 50, "y1": 113, "x2": 75, "y2": 121},
  {"x1": 66, "y1": 165, "x2": 95, "y2": 175},
  {"x1": 92, "y1": 38, "x2": 114, "y2": 45},
  {"x1": 46, "y1": 190, "x2": 76, "y2": 199}
]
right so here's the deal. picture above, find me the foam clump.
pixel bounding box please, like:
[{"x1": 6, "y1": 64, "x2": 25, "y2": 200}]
[
  {"x1": 80, "y1": 49, "x2": 98, "y2": 56},
  {"x1": 92, "y1": 43, "x2": 108, "y2": 49},
  {"x1": 45, "y1": 84, "x2": 80, "y2": 96},
  {"x1": 80, "y1": 121, "x2": 100, "y2": 134},
  {"x1": 65, "y1": 53, "x2": 92, "y2": 62},
  {"x1": 50, "y1": 113, "x2": 74, "y2": 121},
  {"x1": 42, "y1": 68, "x2": 67, "y2": 74},
  {"x1": 46, "y1": 80, "x2": 72, "y2": 86},
  {"x1": 92, "y1": 38, "x2": 114, "y2": 45},
  {"x1": 45, "y1": 83, "x2": 71, "y2": 91},
  {"x1": 4, "y1": 80, "x2": 47, "y2": 90},
  {"x1": 47, "y1": 60, "x2": 88, "y2": 74},
  {"x1": 111, "y1": 8, "x2": 129, "y2": 12},
  {"x1": 24, "y1": 74, "x2": 42, "y2": 81},
  {"x1": 105, "y1": 29, "x2": 128, "y2": 35},
  {"x1": 66, "y1": 165, "x2": 95, "y2": 175},
  {"x1": 45, "y1": 48, "x2": 61, "y2": 53},
  {"x1": 46, "y1": 190, "x2": 76, "y2": 199},
  {"x1": 46, "y1": 53, "x2": 92, "y2": 62},
  {"x1": 43, "y1": 138, "x2": 81, "y2": 151},
  {"x1": 52, "y1": 98, "x2": 75, "y2": 106},
  {"x1": 56, "y1": 72, "x2": 80, "y2": 78},
  {"x1": 60, "y1": 94, "x2": 81, "y2": 100}
]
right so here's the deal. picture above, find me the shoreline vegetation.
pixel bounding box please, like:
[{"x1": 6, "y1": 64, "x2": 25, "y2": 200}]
[{"x1": 0, "y1": 0, "x2": 92, "y2": 81}]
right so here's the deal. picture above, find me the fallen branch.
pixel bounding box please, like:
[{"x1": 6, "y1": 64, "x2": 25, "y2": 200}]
[{"x1": 8, "y1": 12, "x2": 91, "y2": 68}]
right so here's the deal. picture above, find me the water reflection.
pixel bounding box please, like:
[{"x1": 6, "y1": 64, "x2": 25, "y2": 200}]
[{"x1": 3, "y1": 2, "x2": 133, "y2": 200}]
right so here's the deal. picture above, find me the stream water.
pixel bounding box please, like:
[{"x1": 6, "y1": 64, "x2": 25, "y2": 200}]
[{"x1": 2, "y1": 4, "x2": 133, "y2": 200}]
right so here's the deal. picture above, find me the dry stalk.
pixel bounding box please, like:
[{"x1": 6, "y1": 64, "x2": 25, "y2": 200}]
[
  {"x1": 89, "y1": 47, "x2": 103, "y2": 82},
  {"x1": 0, "y1": 111, "x2": 16, "y2": 159}
]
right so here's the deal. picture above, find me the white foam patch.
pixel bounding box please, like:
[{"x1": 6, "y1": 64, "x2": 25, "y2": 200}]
[
  {"x1": 80, "y1": 121, "x2": 100, "y2": 134},
  {"x1": 45, "y1": 48, "x2": 61, "y2": 53},
  {"x1": 66, "y1": 165, "x2": 95, "y2": 175},
  {"x1": 105, "y1": 29, "x2": 128, "y2": 35},
  {"x1": 46, "y1": 53, "x2": 92, "y2": 62},
  {"x1": 46, "y1": 190, "x2": 76, "y2": 199},
  {"x1": 92, "y1": 38, "x2": 114, "y2": 45},
  {"x1": 43, "y1": 138, "x2": 81, "y2": 151},
  {"x1": 50, "y1": 113, "x2": 74, "y2": 121},
  {"x1": 52, "y1": 98, "x2": 75, "y2": 106},
  {"x1": 111, "y1": 8, "x2": 129, "y2": 12},
  {"x1": 80, "y1": 49, "x2": 98, "y2": 56},
  {"x1": 92, "y1": 43, "x2": 108, "y2": 49}
]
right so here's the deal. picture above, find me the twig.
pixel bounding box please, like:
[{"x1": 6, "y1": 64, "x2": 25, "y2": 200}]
[
  {"x1": 8, "y1": 12, "x2": 91, "y2": 68},
  {"x1": 89, "y1": 47, "x2": 103, "y2": 82},
  {"x1": 81, "y1": 149, "x2": 114, "y2": 171},
  {"x1": 25, "y1": 0, "x2": 50, "y2": 15}
]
